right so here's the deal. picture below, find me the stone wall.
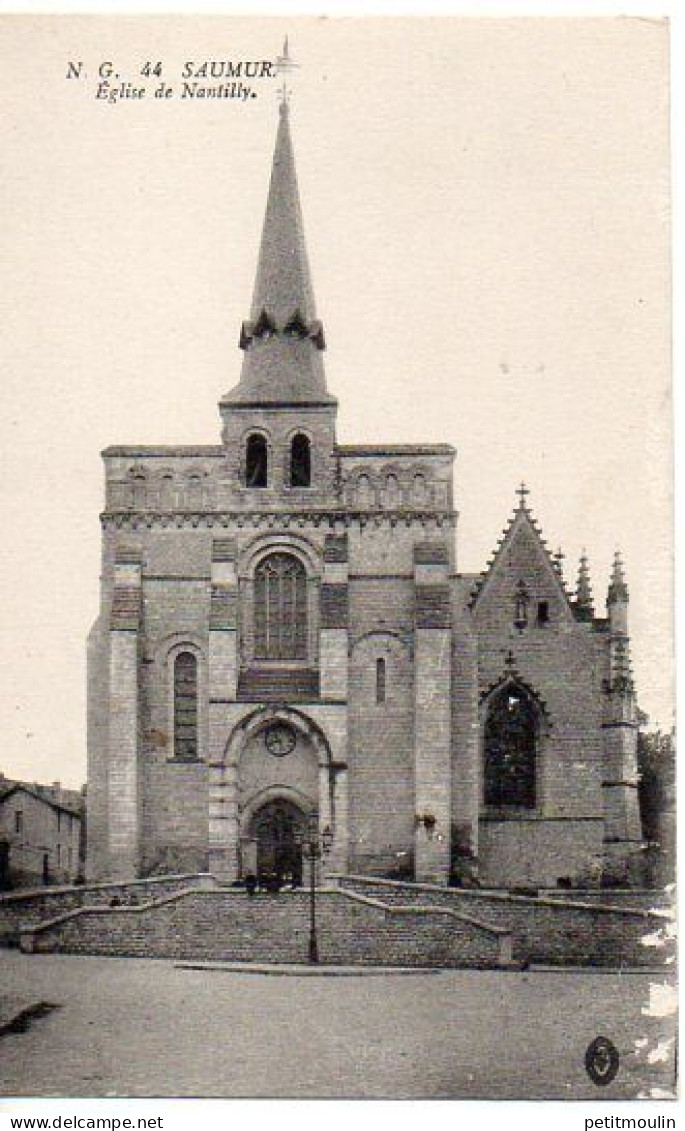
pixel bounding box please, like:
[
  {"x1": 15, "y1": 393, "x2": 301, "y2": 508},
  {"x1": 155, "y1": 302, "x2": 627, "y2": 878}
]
[
  {"x1": 335, "y1": 876, "x2": 672, "y2": 968},
  {"x1": 0, "y1": 874, "x2": 216, "y2": 944},
  {"x1": 19, "y1": 888, "x2": 509, "y2": 969},
  {"x1": 478, "y1": 817, "x2": 605, "y2": 889},
  {"x1": 348, "y1": 593, "x2": 415, "y2": 875}
]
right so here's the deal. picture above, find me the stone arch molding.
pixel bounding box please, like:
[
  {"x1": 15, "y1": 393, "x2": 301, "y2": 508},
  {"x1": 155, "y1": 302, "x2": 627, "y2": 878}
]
[
  {"x1": 350, "y1": 628, "x2": 412, "y2": 658},
  {"x1": 237, "y1": 532, "x2": 321, "y2": 581},
  {"x1": 241, "y1": 785, "x2": 316, "y2": 831},
  {"x1": 479, "y1": 672, "x2": 551, "y2": 729},
  {"x1": 223, "y1": 704, "x2": 333, "y2": 770}
]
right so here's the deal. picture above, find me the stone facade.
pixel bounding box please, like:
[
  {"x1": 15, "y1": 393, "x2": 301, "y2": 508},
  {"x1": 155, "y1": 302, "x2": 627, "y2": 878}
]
[{"x1": 87, "y1": 102, "x2": 642, "y2": 890}]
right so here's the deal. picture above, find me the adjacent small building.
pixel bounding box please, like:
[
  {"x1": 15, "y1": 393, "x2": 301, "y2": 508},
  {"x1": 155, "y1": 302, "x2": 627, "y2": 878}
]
[{"x1": 0, "y1": 775, "x2": 84, "y2": 889}]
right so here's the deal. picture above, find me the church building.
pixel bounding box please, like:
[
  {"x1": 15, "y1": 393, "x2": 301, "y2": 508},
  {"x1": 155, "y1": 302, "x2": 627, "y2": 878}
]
[{"x1": 86, "y1": 97, "x2": 642, "y2": 889}]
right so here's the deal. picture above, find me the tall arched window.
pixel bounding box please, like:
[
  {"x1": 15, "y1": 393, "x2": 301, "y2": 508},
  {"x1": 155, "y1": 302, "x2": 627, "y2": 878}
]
[
  {"x1": 254, "y1": 553, "x2": 307, "y2": 660},
  {"x1": 174, "y1": 651, "x2": 198, "y2": 760},
  {"x1": 246, "y1": 434, "x2": 268, "y2": 488},
  {"x1": 375, "y1": 657, "x2": 386, "y2": 704},
  {"x1": 484, "y1": 683, "x2": 537, "y2": 808},
  {"x1": 290, "y1": 433, "x2": 311, "y2": 488}
]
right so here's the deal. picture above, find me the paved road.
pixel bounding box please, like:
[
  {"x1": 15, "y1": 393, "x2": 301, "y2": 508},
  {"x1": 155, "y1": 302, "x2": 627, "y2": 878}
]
[{"x1": 0, "y1": 953, "x2": 676, "y2": 1099}]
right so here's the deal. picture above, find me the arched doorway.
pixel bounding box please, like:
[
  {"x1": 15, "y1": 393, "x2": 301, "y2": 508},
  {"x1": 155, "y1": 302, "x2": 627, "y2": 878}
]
[{"x1": 249, "y1": 798, "x2": 310, "y2": 886}]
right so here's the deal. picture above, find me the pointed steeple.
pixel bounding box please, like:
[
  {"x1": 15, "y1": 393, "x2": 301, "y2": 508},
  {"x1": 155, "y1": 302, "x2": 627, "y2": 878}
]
[
  {"x1": 574, "y1": 550, "x2": 595, "y2": 621},
  {"x1": 222, "y1": 99, "x2": 335, "y2": 407},
  {"x1": 248, "y1": 99, "x2": 316, "y2": 328}
]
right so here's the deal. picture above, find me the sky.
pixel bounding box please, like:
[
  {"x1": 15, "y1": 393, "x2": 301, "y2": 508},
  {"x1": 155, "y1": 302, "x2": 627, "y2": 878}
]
[{"x1": 0, "y1": 16, "x2": 672, "y2": 788}]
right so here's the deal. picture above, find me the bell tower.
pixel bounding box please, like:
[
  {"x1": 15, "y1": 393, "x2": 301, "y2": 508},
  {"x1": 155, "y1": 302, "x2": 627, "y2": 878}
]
[{"x1": 219, "y1": 93, "x2": 338, "y2": 505}]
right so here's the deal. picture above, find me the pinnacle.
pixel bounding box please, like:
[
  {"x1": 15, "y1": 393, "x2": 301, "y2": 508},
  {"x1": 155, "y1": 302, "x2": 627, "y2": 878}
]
[
  {"x1": 607, "y1": 549, "x2": 629, "y2": 604},
  {"x1": 574, "y1": 549, "x2": 595, "y2": 620}
]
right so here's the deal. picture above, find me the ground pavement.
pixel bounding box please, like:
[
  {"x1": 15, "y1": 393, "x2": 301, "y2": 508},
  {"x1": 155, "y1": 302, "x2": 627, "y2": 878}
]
[{"x1": 0, "y1": 953, "x2": 677, "y2": 1100}]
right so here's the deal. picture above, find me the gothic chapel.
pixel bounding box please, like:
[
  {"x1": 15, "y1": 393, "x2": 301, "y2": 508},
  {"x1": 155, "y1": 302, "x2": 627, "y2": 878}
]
[{"x1": 87, "y1": 97, "x2": 642, "y2": 888}]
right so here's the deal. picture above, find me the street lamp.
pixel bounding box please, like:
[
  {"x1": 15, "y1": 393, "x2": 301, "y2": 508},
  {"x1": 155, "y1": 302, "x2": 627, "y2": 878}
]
[{"x1": 296, "y1": 817, "x2": 333, "y2": 964}]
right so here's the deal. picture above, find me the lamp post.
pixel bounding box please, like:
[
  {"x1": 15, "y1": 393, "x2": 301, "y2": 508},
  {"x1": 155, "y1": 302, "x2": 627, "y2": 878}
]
[{"x1": 296, "y1": 818, "x2": 333, "y2": 964}]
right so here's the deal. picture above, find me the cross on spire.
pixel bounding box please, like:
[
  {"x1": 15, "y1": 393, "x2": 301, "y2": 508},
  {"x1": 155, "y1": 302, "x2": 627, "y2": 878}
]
[
  {"x1": 516, "y1": 482, "x2": 530, "y2": 509},
  {"x1": 275, "y1": 36, "x2": 299, "y2": 107}
]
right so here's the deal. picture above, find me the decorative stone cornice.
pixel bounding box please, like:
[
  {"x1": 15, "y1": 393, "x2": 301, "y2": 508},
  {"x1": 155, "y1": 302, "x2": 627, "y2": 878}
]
[
  {"x1": 337, "y1": 444, "x2": 456, "y2": 459},
  {"x1": 102, "y1": 446, "x2": 224, "y2": 459},
  {"x1": 100, "y1": 509, "x2": 458, "y2": 532}
]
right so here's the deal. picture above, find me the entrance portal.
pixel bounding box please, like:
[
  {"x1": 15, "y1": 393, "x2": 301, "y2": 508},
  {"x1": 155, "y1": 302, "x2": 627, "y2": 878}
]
[{"x1": 249, "y1": 799, "x2": 309, "y2": 887}]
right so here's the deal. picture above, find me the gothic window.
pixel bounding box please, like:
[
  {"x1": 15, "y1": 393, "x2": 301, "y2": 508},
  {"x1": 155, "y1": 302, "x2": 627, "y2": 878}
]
[
  {"x1": 375, "y1": 657, "x2": 386, "y2": 704},
  {"x1": 246, "y1": 434, "x2": 268, "y2": 488},
  {"x1": 290, "y1": 433, "x2": 312, "y2": 488},
  {"x1": 484, "y1": 684, "x2": 537, "y2": 809},
  {"x1": 254, "y1": 553, "x2": 307, "y2": 661},
  {"x1": 174, "y1": 651, "x2": 198, "y2": 760}
]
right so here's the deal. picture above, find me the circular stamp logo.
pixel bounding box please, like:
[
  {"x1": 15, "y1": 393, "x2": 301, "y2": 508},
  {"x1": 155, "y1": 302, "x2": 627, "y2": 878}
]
[{"x1": 585, "y1": 1036, "x2": 620, "y2": 1087}]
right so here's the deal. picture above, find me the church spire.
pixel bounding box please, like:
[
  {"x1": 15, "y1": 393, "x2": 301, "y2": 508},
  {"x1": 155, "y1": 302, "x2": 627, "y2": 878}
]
[
  {"x1": 222, "y1": 84, "x2": 334, "y2": 407},
  {"x1": 248, "y1": 98, "x2": 316, "y2": 329}
]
